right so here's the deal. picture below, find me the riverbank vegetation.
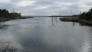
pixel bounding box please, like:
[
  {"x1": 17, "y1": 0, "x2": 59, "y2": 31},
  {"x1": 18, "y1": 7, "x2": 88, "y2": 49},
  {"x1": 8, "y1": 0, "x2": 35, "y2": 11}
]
[
  {"x1": 60, "y1": 8, "x2": 92, "y2": 26},
  {"x1": 79, "y1": 8, "x2": 92, "y2": 20},
  {"x1": 0, "y1": 9, "x2": 21, "y2": 22}
]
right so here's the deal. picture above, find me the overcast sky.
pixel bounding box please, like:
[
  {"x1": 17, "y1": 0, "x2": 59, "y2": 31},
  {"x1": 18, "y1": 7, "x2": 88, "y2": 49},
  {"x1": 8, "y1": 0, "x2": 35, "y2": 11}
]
[{"x1": 0, "y1": 0, "x2": 92, "y2": 16}]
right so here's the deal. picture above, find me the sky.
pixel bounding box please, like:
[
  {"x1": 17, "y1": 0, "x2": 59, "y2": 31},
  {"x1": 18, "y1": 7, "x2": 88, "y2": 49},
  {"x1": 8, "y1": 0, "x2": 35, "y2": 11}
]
[{"x1": 0, "y1": 0, "x2": 92, "y2": 16}]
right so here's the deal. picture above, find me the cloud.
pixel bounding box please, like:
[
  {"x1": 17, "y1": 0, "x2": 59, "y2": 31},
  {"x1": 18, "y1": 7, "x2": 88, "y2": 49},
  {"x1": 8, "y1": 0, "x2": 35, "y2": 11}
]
[
  {"x1": 0, "y1": 0, "x2": 92, "y2": 16},
  {"x1": 33, "y1": 5, "x2": 50, "y2": 10},
  {"x1": 76, "y1": 0, "x2": 92, "y2": 12},
  {"x1": 55, "y1": 2, "x2": 73, "y2": 6},
  {"x1": 16, "y1": 0, "x2": 36, "y2": 7},
  {"x1": 0, "y1": 0, "x2": 11, "y2": 3}
]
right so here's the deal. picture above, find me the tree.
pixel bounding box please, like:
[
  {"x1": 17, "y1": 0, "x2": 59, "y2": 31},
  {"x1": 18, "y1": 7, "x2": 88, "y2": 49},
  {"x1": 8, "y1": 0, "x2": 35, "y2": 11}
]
[{"x1": 79, "y1": 8, "x2": 92, "y2": 20}]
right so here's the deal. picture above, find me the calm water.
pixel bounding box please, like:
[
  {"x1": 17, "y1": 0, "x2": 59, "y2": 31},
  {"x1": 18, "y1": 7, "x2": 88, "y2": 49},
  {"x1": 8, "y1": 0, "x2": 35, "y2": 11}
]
[{"x1": 0, "y1": 17, "x2": 92, "y2": 52}]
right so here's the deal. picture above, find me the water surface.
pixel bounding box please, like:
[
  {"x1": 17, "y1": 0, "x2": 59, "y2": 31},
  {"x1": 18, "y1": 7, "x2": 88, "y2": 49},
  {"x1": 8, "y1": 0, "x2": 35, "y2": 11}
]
[{"x1": 0, "y1": 17, "x2": 92, "y2": 52}]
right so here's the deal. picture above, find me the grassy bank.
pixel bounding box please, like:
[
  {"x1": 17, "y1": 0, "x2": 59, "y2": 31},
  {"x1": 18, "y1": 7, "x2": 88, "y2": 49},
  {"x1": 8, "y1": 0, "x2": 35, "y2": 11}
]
[
  {"x1": 60, "y1": 17, "x2": 78, "y2": 22},
  {"x1": 0, "y1": 18, "x2": 14, "y2": 22},
  {"x1": 0, "y1": 17, "x2": 32, "y2": 22},
  {"x1": 0, "y1": 17, "x2": 22, "y2": 22},
  {"x1": 60, "y1": 17, "x2": 92, "y2": 26}
]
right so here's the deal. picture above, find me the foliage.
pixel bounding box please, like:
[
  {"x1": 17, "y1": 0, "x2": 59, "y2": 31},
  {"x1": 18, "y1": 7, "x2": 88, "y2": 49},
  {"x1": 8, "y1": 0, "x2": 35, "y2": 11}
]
[
  {"x1": 79, "y1": 8, "x2": 92, "y2": 20},
  {"x1": 0, "y1": 9, "x2": 21, "y2": 19},
  {"x1": 0, "y1": 9, "x2": 10, "y2": 18}
]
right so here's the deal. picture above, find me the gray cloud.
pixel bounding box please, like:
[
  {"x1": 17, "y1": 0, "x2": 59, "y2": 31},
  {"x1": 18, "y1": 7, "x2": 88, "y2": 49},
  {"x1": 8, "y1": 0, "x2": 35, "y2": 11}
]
[{"x1": 0, "y1": 0, "x2": 92, "y2": 16}]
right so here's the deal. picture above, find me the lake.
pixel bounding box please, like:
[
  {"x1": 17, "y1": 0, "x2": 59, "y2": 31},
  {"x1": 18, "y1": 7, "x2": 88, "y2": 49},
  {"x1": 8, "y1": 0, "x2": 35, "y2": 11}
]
[{"x1": 0, "y1": 17, "x2": 92, "y2": 52}]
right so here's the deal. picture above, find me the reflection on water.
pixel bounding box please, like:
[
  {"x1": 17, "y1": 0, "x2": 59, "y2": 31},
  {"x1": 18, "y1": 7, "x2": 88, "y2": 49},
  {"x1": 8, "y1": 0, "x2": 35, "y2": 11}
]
[
  {"x1": 0, "y1": 17, "x2": 91, "y2": 52},
  {"x1": 51, "y1": 17, "x2": 58, "y2": 26},
  {"x1": 0, "y1": 23, "x2": 8, "y2": 30}
]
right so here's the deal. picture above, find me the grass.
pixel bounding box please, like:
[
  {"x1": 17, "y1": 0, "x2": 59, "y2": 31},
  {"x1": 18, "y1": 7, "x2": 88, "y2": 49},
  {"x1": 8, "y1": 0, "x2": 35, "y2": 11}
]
[
  {"x1": 60, "y1": 17, "x2": 92, "y2": 26},
  {"x1": 60, "y1": 17, "x2": 78, "y2": 22},
  {"x1": 0, "y1": 16, "x2": 32, "y2": 22}
]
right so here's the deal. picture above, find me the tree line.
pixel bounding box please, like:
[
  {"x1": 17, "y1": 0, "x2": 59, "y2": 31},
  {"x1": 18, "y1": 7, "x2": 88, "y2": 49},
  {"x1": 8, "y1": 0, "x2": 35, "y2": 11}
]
[
  {"x1": 79, "y1": 8, "x2": 92, "y2": 20},
  {"x1": 0, "y1": 9, "x2": 21, "y2": 19}
]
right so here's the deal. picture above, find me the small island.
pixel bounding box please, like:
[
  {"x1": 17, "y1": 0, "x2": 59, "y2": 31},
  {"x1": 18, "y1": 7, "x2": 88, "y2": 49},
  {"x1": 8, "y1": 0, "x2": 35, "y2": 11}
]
[
  {"x1": 60, "y1": 8, "x2": 92, "y2": 26},
  {"x1": 0, "y1": 9, "x2": 21, "y2": 22}
]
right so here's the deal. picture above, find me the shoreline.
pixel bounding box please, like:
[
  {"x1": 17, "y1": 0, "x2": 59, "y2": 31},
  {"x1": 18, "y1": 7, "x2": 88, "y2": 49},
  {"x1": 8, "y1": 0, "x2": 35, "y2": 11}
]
[
  {"x1": 0, "y1": 17, "x2": 32, "y2": 22},
  {"x1": 60, "y1": 17, "x2": 92, "y2": 26}
]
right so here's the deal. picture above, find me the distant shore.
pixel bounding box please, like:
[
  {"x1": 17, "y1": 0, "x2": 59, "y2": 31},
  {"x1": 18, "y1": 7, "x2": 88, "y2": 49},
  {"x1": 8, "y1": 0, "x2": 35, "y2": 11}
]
[
  {"x1": 60, "y1": 17, "x2": 92, "y2": 26},
  {"x1": 0, "y1": 16, "x2": 33, "y2": 22}
]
